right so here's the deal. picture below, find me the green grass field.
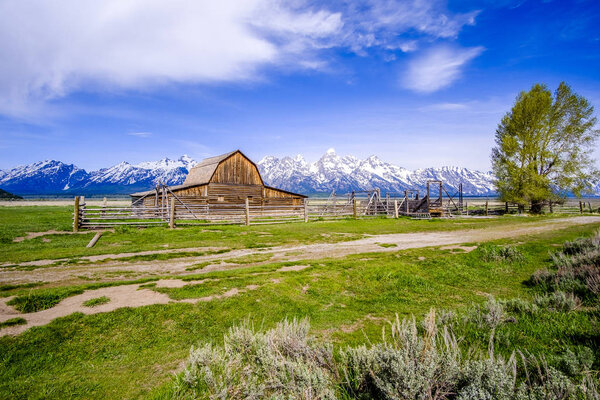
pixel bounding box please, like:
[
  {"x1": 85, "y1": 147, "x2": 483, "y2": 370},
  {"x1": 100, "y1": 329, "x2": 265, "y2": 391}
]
[
  {"x1": 0, "y1": 206, "x2": 599, "y2": 399},
  {"x1": 0, "y1": 205, "x2": 582, "y2": 264}
]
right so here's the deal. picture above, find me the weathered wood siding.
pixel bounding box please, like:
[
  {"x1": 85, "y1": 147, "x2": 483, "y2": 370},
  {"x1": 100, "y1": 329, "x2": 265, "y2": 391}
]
[
  {"x1": 207, "y1": 183, "x2": 263, "y2": 205},
  {"x1": 210, "y1": 152, "x2": 263, "y2": 185},
  {"x1": 262, "y1": 187, "x2": 304, "y2": 205}
]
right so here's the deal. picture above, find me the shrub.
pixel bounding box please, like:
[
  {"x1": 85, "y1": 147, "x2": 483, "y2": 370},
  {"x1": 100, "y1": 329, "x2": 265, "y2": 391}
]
[
  {"x1": 533, "y1": 292, "x2": 579, "y2": 312},
  {"x1": 529, "y1": 232, "x2": 600, "y2": 304},
  {"x1": 463, "y1": 295, "x2": 505, "y2": 330},
  {"x1": 164, "y1": 310, "x2": 600, "y2": 400},
  {"x1": 502, "y1": 297, "x2": 538, "y2": 315},
  {"x1": 479, "y1": 244, "x2": 524, "y2": 263},
  {"x1": 341, "y1": 310, "x2": 462, "y2": 399},
  {"x1": 171, "y1": 318, "x2": 338, "y2": 399},
  {"x1": 555, "y1": 347, "x2": 594, "y2": 377}
]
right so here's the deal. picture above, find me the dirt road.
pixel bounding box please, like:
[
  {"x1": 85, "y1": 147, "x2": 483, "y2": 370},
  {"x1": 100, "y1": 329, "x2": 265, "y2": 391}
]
[{"x1": 2, "y1": 216, "x2": 599, "y2": 286}]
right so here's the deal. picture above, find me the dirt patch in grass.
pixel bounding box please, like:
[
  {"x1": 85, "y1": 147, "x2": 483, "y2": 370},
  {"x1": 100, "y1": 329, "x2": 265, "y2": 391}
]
[
  {"x1": 154, "y1": 279, "x2": 208, "y2": 288},
  {"x1": 0, "y1": 285, "x2": 172, "y2": 336},
  {"x1": 0, "y1": 278, "x2": 270, "y2": 336},
  {"x1": 12, "y1": 230, "x2": 89, "y2": 243}
]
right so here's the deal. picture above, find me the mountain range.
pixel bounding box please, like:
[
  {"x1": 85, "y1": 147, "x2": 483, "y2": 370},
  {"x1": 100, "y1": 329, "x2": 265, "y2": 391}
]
[{"x1": 0, "y1": 150, "x2": 497, "y2": 196}]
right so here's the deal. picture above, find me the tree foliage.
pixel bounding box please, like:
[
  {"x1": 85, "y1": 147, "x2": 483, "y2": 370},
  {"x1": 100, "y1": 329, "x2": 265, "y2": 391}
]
[{"x1": 492, "y1": 82, "x2": 599, "y2": 211}]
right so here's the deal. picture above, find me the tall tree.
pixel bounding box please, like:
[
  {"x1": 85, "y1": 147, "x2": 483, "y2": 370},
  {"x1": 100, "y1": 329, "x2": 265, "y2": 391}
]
[{"x1": 491, "y1": 82, "x2": 599, "y2": 213}]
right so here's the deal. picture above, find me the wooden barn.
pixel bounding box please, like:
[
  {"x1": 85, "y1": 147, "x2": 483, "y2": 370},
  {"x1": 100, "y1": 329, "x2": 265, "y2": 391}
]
[{"x1": 130, "y1": 150, "x2": 306, "y2": 209}]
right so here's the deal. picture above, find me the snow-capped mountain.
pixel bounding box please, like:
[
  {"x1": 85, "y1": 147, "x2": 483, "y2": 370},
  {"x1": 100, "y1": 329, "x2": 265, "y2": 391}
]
[
  {"x1": 83, "y1": 156, "x2": 196, "y2": 192},
  {"x1": 258, "y1": 149, "x2": 495, "y2": 195},
  {"x1": 0, "y1": 151, "x2": 497, "y2": 196},
  {"x1": 0, "y1": 156, "x2": 196, "y2": 195},
  {"x1": 0, "y1": 160, "x2": 89, "y2": 194}
]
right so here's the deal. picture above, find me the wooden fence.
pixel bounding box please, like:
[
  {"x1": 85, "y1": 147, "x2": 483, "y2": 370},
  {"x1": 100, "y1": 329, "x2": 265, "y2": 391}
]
[
  {"x1": 72, "y1": 196, "x2": 600, "y2": 231},
  {"x1": 462, "y1": 199, "x2": 600, "y2": 216},
  {"x1": 73, "y1": 196, "x2": 384, "y2": 231}
]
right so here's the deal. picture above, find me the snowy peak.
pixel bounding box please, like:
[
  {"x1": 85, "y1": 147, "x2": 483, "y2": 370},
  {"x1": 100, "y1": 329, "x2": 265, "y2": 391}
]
[
  {"x1": 256, "y1": 150, "x2": 496, "y2": 195},
  {"x1": 135, "y1": 155, "x2": 196, "y2": 170}
]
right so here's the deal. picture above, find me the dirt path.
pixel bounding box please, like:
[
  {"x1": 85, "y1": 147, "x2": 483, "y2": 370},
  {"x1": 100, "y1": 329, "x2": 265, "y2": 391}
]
[
  {"x1": 0, "y1": 278, "x2": 266, "y2": 336},
  {"x1": 2, "y1": 216, "x2": 599, "y2": 286}
]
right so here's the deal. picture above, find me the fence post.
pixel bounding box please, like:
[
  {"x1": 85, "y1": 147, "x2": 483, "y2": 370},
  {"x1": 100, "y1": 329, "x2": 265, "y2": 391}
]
[
  {"x1": 505, "y1": 202, "x2": 508, "y2": 214},
  {"x1": 245, "y1": 197, "x2": 250, "y2": 226},
  {"x1": 485, "y1": 201, "x2": 488, "y2": 216},
  {"x1": 579, "y1": 201, "x2": 583, "y2": 214},
  {"x1": 73, "y1": 196, "x2": 80, "y2": 232},
  {"x1": 394, "y1": 199, "x2": 398, "y2": 219},
  {"x1": 304, "y1": 198, "x2": 308, "y2": 223},
  {"x1": 589, "y1": 202, "x2": 593, "y2": 213},
  {"x1": 465, "y1": 201, "x2": 468, "y2": 216},
  {"x1": 353, "y1": 198, "x2": 357, "y2": 219},
  {"x1": 169, "y1": 200, "x2": 176, "y2": 229},
  {"x1": 549, "y1": 201, "x2": 553, "y2": 213}
]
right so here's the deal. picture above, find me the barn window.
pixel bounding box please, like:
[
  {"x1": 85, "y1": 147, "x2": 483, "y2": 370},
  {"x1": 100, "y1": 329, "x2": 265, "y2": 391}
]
[{"x1": 218, "y1": 196, "x2": 224, "y2": 202}]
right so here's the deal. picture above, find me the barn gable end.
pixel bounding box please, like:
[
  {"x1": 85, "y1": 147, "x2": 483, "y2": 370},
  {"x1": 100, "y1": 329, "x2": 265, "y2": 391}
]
[
  {"x1": 182, "y1": 150, "x2": 263, "y2": 187},
  {"x1": 210, "y1": 151, "x2": 263, "y2": 186}
]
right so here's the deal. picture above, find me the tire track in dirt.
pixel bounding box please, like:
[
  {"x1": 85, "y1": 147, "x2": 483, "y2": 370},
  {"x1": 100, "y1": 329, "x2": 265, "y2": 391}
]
[{"x1": 2, "y1": 216, "x2": 599, "y2": 286}]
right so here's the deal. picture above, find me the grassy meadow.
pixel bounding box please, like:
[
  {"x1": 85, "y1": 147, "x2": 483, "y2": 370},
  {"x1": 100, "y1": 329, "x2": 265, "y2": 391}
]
[{"x1": 0, "y1": 206, "x2": 599, "y2": 398}]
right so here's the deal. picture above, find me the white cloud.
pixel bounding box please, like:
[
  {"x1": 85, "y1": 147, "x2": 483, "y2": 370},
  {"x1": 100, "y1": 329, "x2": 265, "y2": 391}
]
[
  {"x1": 0, "y1": 0, "x2": 341, "y2": 115},
  {"x1": 0, "y1": 0, "x2": 481, "y2": 115},
  {"x1": 420, "y1": 102, "x2": 469, "y2": 111},
  {"x1": 403, "y1": 45, "x2": 484, "y2": 93},
  {"x1": 342, "y1": 0, "x2": 479, "y2": 53},
  {"x1": 128, "y1": 131, "x2": 152, "y2": 138}
]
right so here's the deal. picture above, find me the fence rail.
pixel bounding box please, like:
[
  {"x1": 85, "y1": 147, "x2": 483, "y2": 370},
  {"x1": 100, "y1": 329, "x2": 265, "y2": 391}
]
[
  {"x1": 72, "y1": 196, "x2": 600, "y2": 231},
  {"x1": 73, "y1": 198, "x2": 373, "y2": 230}
]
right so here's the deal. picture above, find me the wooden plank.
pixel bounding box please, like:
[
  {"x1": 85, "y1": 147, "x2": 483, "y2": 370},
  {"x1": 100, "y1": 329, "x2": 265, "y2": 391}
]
[{"x1": 86, "y1": 231, "x2": 103, "y2": 248}]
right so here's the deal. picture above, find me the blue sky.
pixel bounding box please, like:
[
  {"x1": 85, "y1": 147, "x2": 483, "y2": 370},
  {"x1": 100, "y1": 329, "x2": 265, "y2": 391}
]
[{"x1": 0, "y1": 0, "x2": 599, "y2": 171}]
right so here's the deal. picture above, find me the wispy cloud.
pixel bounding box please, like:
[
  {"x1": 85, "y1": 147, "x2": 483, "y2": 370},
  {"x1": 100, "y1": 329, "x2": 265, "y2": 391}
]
[
  {"x1": 0, "y1": 0, "x2": 481, "y2": 116},
  {"x1": 402, "y1": 45, "x2": 484, "y2": 93},
  {"x1": 420, "y1": 102, "x2": 469, "y2": 111},
  {"x1": 128, "y1": 131, "x2": 152, "y2": 138}
]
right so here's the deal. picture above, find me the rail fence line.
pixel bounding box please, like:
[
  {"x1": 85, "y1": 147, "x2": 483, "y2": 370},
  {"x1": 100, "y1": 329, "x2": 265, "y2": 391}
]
[{"x1": 72, "y1": 196, "x2": 600, "y2": 231}]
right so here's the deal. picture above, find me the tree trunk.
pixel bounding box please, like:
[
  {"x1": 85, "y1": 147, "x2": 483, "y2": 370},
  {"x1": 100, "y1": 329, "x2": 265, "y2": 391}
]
[{"x1": 530, "y1": 200, "x2": 544, "y2": 214}]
